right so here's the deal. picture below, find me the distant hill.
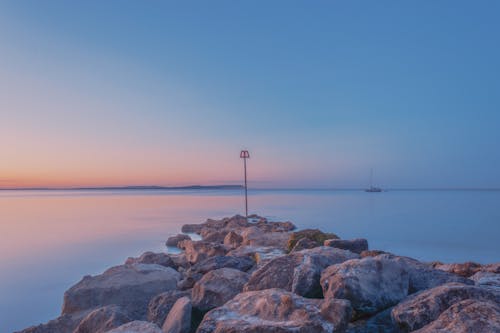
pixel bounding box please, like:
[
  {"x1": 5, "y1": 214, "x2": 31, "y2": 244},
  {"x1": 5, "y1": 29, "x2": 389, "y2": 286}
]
[{"x1": 0, "y1": 185, "x2": 244, "y2": 191}]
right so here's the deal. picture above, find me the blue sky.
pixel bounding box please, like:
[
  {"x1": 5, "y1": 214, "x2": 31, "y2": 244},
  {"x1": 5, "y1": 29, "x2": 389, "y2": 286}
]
[{"x1": 1, "y1": 1, "x2": 499, "y2": 188}]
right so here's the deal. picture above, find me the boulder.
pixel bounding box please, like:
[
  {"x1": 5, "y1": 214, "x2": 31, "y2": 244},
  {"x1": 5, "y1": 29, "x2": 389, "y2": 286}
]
[
  {"x1": 192, "y1": 268, "x2": 249, "y2": 312},
  {"x1": 177, "y1": 240, "x2": 228, "y2": 264},
  {"x1": 324, "y1": 238, "x2": 368, "y2": 254},
  {"x1": 321, "y1": 256, "x2": 409, "y2": 316},
  {"x1": 147, "y1": 290, "x2": 191, "y2": 327},
  {"x1": 166, "y1": 234, "x2": 191, "y2": 247},
  {"x1": 125, "y1": 252, "x2": 175, "y2": 268},
  {"x1": 200, "y1": 229, "x2": 229, "y2": 243},
  {"x1": 412, "y1": 299, "x2": 500, "y2": 333},
  {"x1": 227, "y1": 245, "x2": 286, "y2": 266},
  {"x1": 287, "y1": 229, "x2": 339, "y2": 252},
  {"x1": 168, "y1": 253, "x2": 189, "y2": 270},
  {"x1": 73, "y1": 305, "x2": 132, "y2": 333},
  {"x1": 391, "y1": 282, "x2": 500, "y2": 332},
  {"x1": 105, "y1": 320, "x2": 162, "y2": 333},
  {"x1": 347, "y1": 307, "x2": 398, "y2": 333},
  {"x1": 255, "y1": 219, "x2": 296, "y2": 232},
  {"x1": 471, "y1": 271, "x2": 500, "y2": 291},
  {"x1": 240, "y1": 226, "x2": 290, "y2": 249},
  {"x1": 245, "y1": 247, "x2": 359, "y2": 298},
  {"x1": 62, "y1": 263, "x2": 181, "y2": 319},
  {"x1": 161, "y1": 297, "x2": 192, "y2": 333},
  {"x1": 14, "y1": 310, "x2": 91, "y2": 333},
  {"x1": 181, "y1": 224, "x2": 204, "y2": 234},
  {"x1": 223, "y1": 231, "x2": 243, "y2": 248},
  {"x1": 196, "y1": 288, "x2": 351, "y2": 333},
  {"x1": 290, "y1": 237, "x2": 319, "y2": 252},
  {"x1": 189, "y1": 255, "x2": 254, "y2": 275},
  {"x1": 360, "y1": 250, "x2": 388, "y2": 258},
  {"x1": 432, "y1": 261, "x2": 482, "y2": 277},
  {"x1": 177, "y1": 273, "x2": 202, "y2": 291}
]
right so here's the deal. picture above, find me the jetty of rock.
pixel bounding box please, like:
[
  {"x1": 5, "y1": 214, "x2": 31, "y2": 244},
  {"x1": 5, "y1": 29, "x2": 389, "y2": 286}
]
[{"x1": 17, "y1": 215, "x2": 500, "y2": 333}]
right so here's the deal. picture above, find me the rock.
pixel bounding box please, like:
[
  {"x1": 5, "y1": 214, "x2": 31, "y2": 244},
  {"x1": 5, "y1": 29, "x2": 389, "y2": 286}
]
[
  {"x1": 196, "y1": 288, "x2": 351, "y2": 333},
  {"x1": 189, "y1": 255, "x2": 254, "y2": 275},
  {"x1": 378, "y1": 254, "x2": 473, "y2": 293},
  {"x1": 360, "y1": 250, "x2": 388, "y2": 258},
  {"x1": 227, "y1": 245, "x2": 286, "y2": 266},
  {"x1": 166, "y1": 234, "x2": 191, "y2": 247},
  {"x1": 245, "y1": 246, "x2": 359, "y2": 298},
  {"x1": 181, "y1": 224, "x2": 204, "y2": 234},
  {"x1": 391, "y1": 282, "x2": 500, "y2": 332},
  {"x1": 255, "y1": 219, "x2": 296, "y2": 232},
  {"x1": 240, "y1": 226, "x2": 290, "y2": 249},
  {"x1": 200, "y1": 229, "x2": 229, "y2": 243},
  {"x1": 287, "y1": 229, "x2": 339, "y2": 252},
  {"x1": 177, "y1": 240, "x2": 228, "y2": 264},
  {"x1": 73, "y1": 305, "x2": 132, "y2": 333},
  {"x1": 62, "y1": 263, "x2": 181, "y2": 319},
  {"x1": 321, "y1": 256, "x2": 409, "y2": 316},
  {"x1": 324, "y1": 238, "x2": 368, "y2": 254},
  {"x1": 105, "y1": 320, "x2": 162, "y2": 333},
  {"x1": 290, "y1": 237, "x2": 319, "y2": 252},
  {"x1": 471, "y1": 271, "x2": 500, "y2": 291},
  {"x1": 223, "y1": 231, "x2": 243, "y2": 248},
  {"x1": 125, "y1": 252, "x2": 175, "y2": 268},
  {"x1": 168, "y1": 253, "x2": 189, "y2": 270},
  {"x1": 14, "y1": 310, "x2": 91, "y2": 333},
  {"x1": 147, "y1": 290, "x2": 191, "y2": 327},
  {"x1": 177, "y1": 274, "x2": 202, "y2": 291},
  {"x1": 192, "y1": 268, "x2": 249, "y2": 312},
  {"x1": 432, "y1": 261, "x2": 482, "y2": 277},
  {"x1": 161, "y1": 297, "x2": 191, "y2": 333},
  {"x1": 412, "y1": 299, "x2": 500, "y2": 333},
  {"x1": 347, "y1": 307, "x2": 398, "y2": 333}
]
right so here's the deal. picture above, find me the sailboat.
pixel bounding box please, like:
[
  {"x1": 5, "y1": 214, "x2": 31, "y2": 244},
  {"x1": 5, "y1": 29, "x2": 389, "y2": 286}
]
[{"x1": 365, "y1": 168, "x2": 382, "y2": 192}]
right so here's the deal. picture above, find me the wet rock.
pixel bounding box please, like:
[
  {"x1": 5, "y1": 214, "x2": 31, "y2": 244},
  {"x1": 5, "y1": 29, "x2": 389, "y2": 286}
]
[
  {"x1": 166, "y1": 234, "x2": 191, "y2": 247},
  {"x1": 73, "y1": 305, "x2": 131, "y2": 333},
  {"x1": 412, "y1": 299, "x2": 500, "y2": 333},
  {"x1": 15, "y1": 310, "x2": 91, "y2": 333},
  {"x1": 161, "y1": 297, "x2": 191, "y2": 333},
  {"x1": 321, "y1": 256, "x2": 409, "y2": 316},
  {"x1": 62, "y1": 263, "x2": 181, "y2": 319},
  {"x1": 177, "y1": 240, "x2": 228, "y2": 264},
  {"x1": 324, "y1": 238, "x2": 368, "y2": 254},
  {"x1": 223, "y1": 231, "x2": 243, "y2": 248},
  {"x1": 189, "y1": 255, "x2": 254, "y2": 275},
  {"x1": 147, "y1": 290, "x2": 191, "y2": 327},
  {"x1": 290, "y1": 237, "x2": 319, "y2": 252},
  {"x1": 196, "y1": 289, "x2": 351, "y2": 333},
  {"x1": 347, "y1": 307, "x2": 398, "y2": 333},
  {"x1": 240, "y1": 226, "x2": 290, "y2": 249},
  {"x1": 227, "y1": 245, "x2": 286, "y2": 266},
  {"x1": 245, "y1": 246, "x2": 359, "y2": 298},
  {"x1": 105, "y1": 320, "x2": 162, "y2": 333},
  {"x1": 125, "y1": 252, "x2": 175, "y2": 268},
  {"x1": 287, "y1": 229, "x2": 339, "y2": 252},
  {"x1": 391, "y1": 282, "x2": 500, "y2": 332},
  {"x1": 169, "y1": 253, "x2": 189, "y2": 270},
  {"x1": 192, "y1": 268, "x2": 249, "y2": 312},
  {"x1": 432, "y1": 261, "x2": 482, "y2": 277},
  {"x1": 471, "y1": 271, "x2": 500, "y2": 291},
  {"x1": 177, "y1": 275, "x2": 201, "y2": 291}
]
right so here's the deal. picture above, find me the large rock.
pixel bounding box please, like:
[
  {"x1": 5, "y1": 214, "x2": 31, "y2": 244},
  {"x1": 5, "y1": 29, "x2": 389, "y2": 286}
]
[
  {"x1": 432, "y1": 261, "x2": 482, "y2": 277},
  {"x1": 166, "y1": 234, "x2": 191, "y2": 247},
  {"x1": 192, "y1": 268, "x2": 249, "y2": 312},
  {"x1": 73, "y1": 305, "x2": 132, "y2": 333},
  {"x1": 412, "y1": 299, "x2": 500, "y2": 333},
  {"x1": 147, "y1": 290, "x2": 191, "y2": 327},
  {"x1": 189, "y1": 255, "x2": 254, "y2": 275},
  {"x1": 177, "y1": 240, "x2": 228, "y2": 264},
  {"x1": 196, "y1": 289, "x2": 351, "y2": 333},
  {"x1": 287, "y1": 229, "x2": 339, "y2": 252},
  {"x1": 63, "y1": 264, "x2": 181, "y2": 318},
  {"x1": 15, "y1": 311, "x2": 91, "y2": 333},
  {"x1": 105, "y1": 320, "x2": 162, "y2": 333},
  {"x1": 391, "y1": 282, "x2": 500, "y2": 332},
  {"x1": 200, "y1": 229, "x2": 229, "y2": 243},
  {"x1": 471, "y1": 271, "x2": 500, "y2": 291},
  {"x1": 324, "y1": 238, "x2": 368, "y2": 254},
  {"x1": 321, "y1": 256, "x2": 409, "y2": 316},
  {"x1": 240, "y1": 226, "x2": 290, "y2": 249},
  {"x1": 245, "y1": 247, "x2": 359, "y2": 298},
  {"x1": 227, "y1": 245, "x2": 286, "y2": 266},
  {"x1": 347, "y1": 307, "x2": 398, "y2": 333},
  {"x1": 125, "y1": 252, "x2": 175, "y2": 268},
  {"x1": 223, "y1": 231, "x2": 243, "y2": 248},
  {"x1": 161, "y1": 297, "x2": 192, "y2": 333}
]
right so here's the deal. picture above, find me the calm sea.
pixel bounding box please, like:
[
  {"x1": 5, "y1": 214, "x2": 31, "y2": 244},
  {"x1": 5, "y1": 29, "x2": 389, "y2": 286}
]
[{"x1": 1, "y1": 189, "x2": 499, "y2": 332}]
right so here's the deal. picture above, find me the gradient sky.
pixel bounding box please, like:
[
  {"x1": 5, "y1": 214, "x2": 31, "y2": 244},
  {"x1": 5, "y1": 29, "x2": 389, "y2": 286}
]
[{"x1": 1, "y1": 1, "x2": 499, "y2": 188}]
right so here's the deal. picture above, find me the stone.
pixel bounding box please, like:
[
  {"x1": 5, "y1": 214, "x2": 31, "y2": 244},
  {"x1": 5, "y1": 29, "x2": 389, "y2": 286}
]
[
  {"x1": 192, "y1": 268, "x2": 249, "y2": 312},
  {"x1": 161, "y1": 297, "x2": 191, "y2": 333},
  {"x1": 391, "y1": 282, "x2": 500, "y2": 332},
  {"x1": 200, "y1": 229, "x2": 229, "y2": 243},
  {"x1": 227, "y1": 245, "x2": 286, "y2": 266},
  {"x1": 105, "y1": 320, "x2": 162, "y2": 333},
  {"x1": 73, "y1": 305, "x2": 132, "y2": 333},
  {"x1": 324, "y1": 238, "x2": 368, "y2": 254},
  {"x1": 432, "y1": 261, "x2": 482, "y2": 277},
  {"x1": 177, "y1": 240, "x2": 228, "y2": 264},
  {"x1": 240, "y1": 226, "x2": 290, "y2": 249},
  {"x1": 196, "y1": 288, "x2": 351, "y2": 333},
  {"x1": 62, "y1": 263, "x2": 181, "y2": 319},
  {"x1": 125, "y1": 252, "x2": 175, "y2": 268},
  {"x1": 166, "y1": 234, "x2": 191, "y2": 247},
  {"x1": 147, "y1": 290, "x2": 191, "y2": 327},
  {"x1": 321, "y1": 256, "x2": 409, "y2": 316},
  {"x1": 412, "y1": 299, "x2": 500, "y2": 333},
  {"x1": 290, "y1": 237, "x2": 319, "y2": 252},
  {"x1": 14, "y1": 310, "x2": 91, "y2": 333},
  {"x1": 347, "y1": 307, "x2": 399, "y2": 333},
  {"x1": 245, "y1": 246, "x2": 359, "y2": 298},
  {"x1": 223, "y1": 231, "x2": 243, "y2": 248},
  {"x1": 189, "y1": 255, "x2": 254, "y2": 275},
  {"x1": 168, "y1": 253, "x2": 189, "y2": 270},
  {"x1": 287, "y1": 229, "x2": 339, "y2": 252},
  {"x1": 360, "y1": 250, "x2": 388, "y2": 258},
  {"x1": 471, "y1": 271, "x2": 500, "y2": 291},
  {"x1": 181, "y1": 224, "x2": 204, "y2": 234}
]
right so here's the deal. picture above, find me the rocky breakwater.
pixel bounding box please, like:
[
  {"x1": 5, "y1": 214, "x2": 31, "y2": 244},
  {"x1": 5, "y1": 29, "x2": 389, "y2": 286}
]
[{"x1": 17, "y1": 214, "x2": 500, "y2": 333}]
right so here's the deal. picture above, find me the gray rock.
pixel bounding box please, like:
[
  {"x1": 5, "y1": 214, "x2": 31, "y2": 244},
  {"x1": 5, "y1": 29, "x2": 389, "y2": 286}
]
[
  {"x1": 105, "y1": 320, "x2": 162, "y2": 333},
  {"x1": 391, "y1": 282, "x2": 500, "y2": 332},
  {"x1": 200, "y1": 229, "x2": 229, "y2": 243},
  {"x1": 471, "y1": 271, "x2": 500, "y2": 291},
  {"x1": 412, "y1": 299, "x2": 500, "y2": 333},
  {"x1": 192, "y1": 268, "x2": 249, "y2": 312},
  {"x1": 290, "y1": 237, "x2": 319, "y2": 252},
  {"x1": 432, "y1": 261, "x2": 482, "y2": 277},
  {"x1": 324, "y1": 238, "x2": 368, "y2": 254},
  {"x1": 14, "y1": 310, "x2": 91, "y2": 333},
  {"x1": 63, "y1": 264, "x2": 181, "y2": 319},
  {"x1": 166, "y1": 234, "x2": 191, "y2": 247},
  {"x1": 321, "y1": 256, "x2": 409, "y2": 316},
  {"x1": 147, "y1": 290, "x2": 191, "y2": 327},
  {"x1": 245, "y1": 246, "x2": 359, "y2": 298},
  {"x1": 240, "y1": 226, "x2": 290, "y2": 249},
  {"x1": 347, "y1": 307, "x2": 398, "y2": 333},
  {"x1": 161, "y1": 297, "x2": 191, "y2": 333},
  {"x1": 74, "y1": 305, "x2": 132, "y2": 333},
  {"x1": 196, "y1": 288, "x2": 351, "y2": 333},
  {"x1": 189, "y1": 255, "x2": 254, "y2": 275},
  {"x1": 223, "y1": 231, "x2": 243, "y2": 248},
  {"x1": 125, "y1": 252, "x2": 175, "y2": 268},
  {"x1": 227, "y1": 245, "x2": 286, "y2": 266},
  {"x1": 177, "y1": 240, "x2": 228, "y2": 264}
]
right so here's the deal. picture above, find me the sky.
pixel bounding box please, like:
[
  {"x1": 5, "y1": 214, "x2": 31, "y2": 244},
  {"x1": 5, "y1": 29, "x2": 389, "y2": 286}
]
[{"x1": 1, "y1": 1, "x2": 499, "y2": 189}]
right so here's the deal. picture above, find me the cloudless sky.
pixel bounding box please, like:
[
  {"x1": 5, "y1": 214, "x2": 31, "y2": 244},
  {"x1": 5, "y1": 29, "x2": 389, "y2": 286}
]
[{"x1": 1, "y1": 1, "x2": 499, "y2": 188}]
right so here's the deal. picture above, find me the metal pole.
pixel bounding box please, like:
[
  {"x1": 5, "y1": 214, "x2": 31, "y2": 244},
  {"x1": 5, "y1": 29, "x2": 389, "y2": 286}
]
[{"x1": 244, "y1": 157, "x2": 248, "y2": 218}]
